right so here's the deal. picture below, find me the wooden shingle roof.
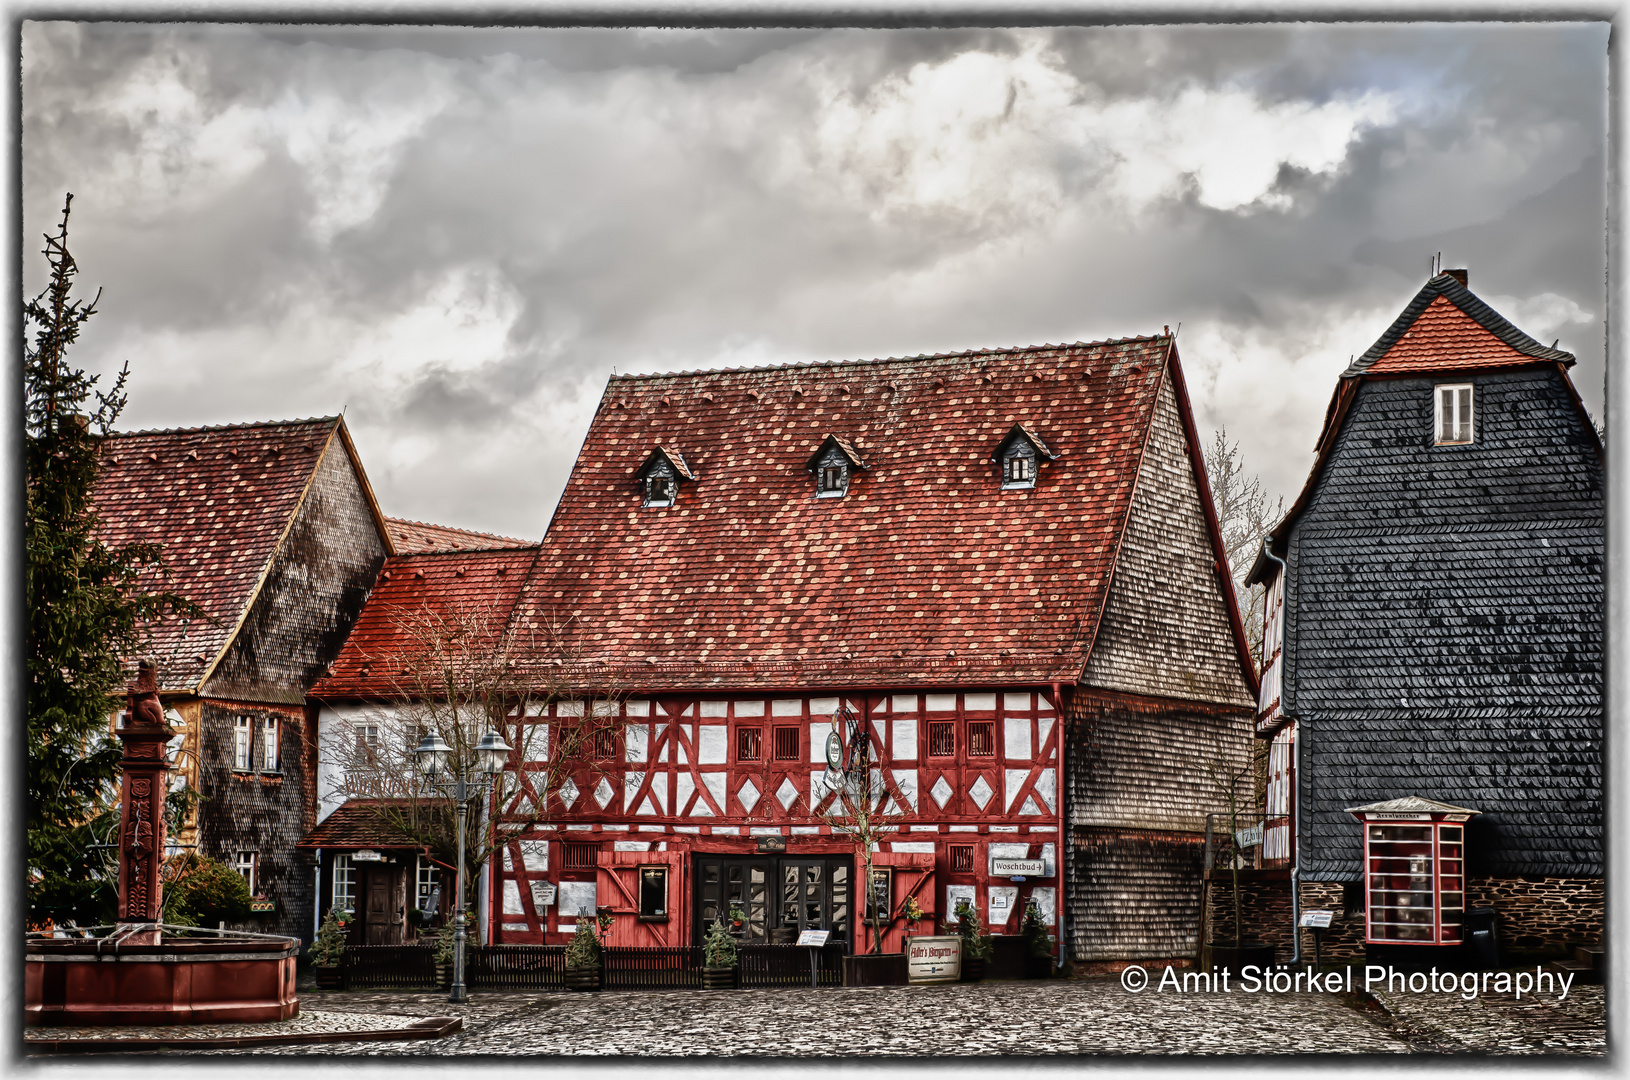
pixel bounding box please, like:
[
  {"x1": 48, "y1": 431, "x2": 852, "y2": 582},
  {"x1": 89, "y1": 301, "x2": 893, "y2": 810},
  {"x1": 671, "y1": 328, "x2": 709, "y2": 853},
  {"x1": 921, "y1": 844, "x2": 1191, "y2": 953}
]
[
  {"x1": 91, "y1": 417, "x2": 388, "y2": 694},
  {"x1": 514, "y1": 337, "x2": 1181, "y2": 690},
  {"x1": 296, "y1": 798, "x2": 432, "y2": 850}
]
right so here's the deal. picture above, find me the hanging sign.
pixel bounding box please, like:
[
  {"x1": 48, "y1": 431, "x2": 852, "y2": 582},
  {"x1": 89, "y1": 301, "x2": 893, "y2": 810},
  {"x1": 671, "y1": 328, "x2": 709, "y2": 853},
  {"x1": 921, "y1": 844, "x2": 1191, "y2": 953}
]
[
  {"x1": 1300, "y1": 910, "x2": 1334, "y2": 929},
  {"x1": 907, "y1": 935, "x2": 962, "y2": 983},
  {"x1": 797, "y1": 929, "x2": 830, "y2": 947},
  {"x1": 352, "y1": 850, "x2": 384, "y2": 862}
]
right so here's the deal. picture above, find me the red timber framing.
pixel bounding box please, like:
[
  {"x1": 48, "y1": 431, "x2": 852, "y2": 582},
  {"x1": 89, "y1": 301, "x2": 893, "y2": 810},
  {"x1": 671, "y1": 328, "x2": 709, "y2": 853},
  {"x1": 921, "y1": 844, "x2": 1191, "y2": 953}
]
[{"x1": 489, "y1": 689, "x2": 1063, "y2": 954}]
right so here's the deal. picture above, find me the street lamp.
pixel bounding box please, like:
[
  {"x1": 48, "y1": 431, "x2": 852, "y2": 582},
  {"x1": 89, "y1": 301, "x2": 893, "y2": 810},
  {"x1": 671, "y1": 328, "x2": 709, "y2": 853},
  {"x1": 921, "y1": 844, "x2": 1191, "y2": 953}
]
[{"x1": 415, "y1": 728, "x2": 512, "y2": 1004}]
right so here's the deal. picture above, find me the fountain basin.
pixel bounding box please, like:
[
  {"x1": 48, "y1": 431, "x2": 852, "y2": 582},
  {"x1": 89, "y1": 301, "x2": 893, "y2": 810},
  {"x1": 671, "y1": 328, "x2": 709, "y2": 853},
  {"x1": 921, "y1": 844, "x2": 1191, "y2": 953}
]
[{"x1": 26, "y1": 931, "x2": 300, "y2": 1026}]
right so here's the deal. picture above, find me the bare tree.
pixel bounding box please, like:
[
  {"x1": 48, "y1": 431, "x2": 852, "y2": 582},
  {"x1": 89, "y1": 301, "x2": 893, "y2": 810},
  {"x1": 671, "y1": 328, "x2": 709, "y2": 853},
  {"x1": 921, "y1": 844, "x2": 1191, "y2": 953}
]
[
  {"x1": 1204, "y1": 426, "x2": 1284, "y2": 668},
  {"x1": 817, "y1": 703, "x2": 901, "y2": 956},
  {"x1": 320, "y1": 602, "x2": 628, "y2": 909}
]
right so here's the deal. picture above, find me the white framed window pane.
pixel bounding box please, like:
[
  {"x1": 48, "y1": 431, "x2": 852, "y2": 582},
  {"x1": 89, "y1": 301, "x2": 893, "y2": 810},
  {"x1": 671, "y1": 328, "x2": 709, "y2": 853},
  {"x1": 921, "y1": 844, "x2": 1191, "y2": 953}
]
[
  {"x1": 234, "y1": 717, "x2": 251, "y2": 770},
  {"x1": 234, "y1": 852, "x2": 256, "y2": 893},
  {"x1": 333, "y1": 855, "x2": 355, "y2": 912},
  {"x1": 262, "y1": 719, "x2": 278, "y2": 771},
  {"x1": 1457, "y1": 387, "x2": 1472, "y2": 442}
]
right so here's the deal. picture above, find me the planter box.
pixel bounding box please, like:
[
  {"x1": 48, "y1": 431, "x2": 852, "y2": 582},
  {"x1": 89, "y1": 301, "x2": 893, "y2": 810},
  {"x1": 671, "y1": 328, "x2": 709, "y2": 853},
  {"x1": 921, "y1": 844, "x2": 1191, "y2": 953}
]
[
  {"x1": 843, "y1": 953, "x2": 909, "y2": 987},
  {"x1": 959, "y1": 957, "x2": 986, "y2": 983},
  {"x1": 1202, "y1": 942, "x2": 1276, "y2": 977},
  {"x1": 564, "y1": 966, "x2": 601, "y2": 992},
  {"x1": 314, "y1": 965, "x2": 345, "y2": 991},
  {"x1": 701, "y1": 965, "x2": 737, "y2": 989}
]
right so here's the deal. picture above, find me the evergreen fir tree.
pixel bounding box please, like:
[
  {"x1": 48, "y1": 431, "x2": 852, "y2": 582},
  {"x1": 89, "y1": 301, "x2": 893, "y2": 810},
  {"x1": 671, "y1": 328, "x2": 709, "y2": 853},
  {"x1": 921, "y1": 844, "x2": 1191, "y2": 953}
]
[{"x1": 25, "y1": 194, "x2": 196, "y2": 927}]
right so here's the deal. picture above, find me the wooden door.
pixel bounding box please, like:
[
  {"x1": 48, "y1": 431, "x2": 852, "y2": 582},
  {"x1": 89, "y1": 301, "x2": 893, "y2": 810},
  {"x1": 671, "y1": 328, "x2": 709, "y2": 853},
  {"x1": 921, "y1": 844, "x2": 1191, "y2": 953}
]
[{"x1": 363, "y1": 867, "x2": 392, "y2": 945}]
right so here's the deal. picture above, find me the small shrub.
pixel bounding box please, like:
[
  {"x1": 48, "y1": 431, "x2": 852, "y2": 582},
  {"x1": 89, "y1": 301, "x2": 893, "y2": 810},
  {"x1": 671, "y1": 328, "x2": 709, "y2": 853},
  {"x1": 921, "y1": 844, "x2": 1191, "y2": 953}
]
[
  {"x1": 1020, "y1": 900, "x2": 1053, "y2": 959},
  {"x1": 703, "y1": 918, "x2": 738, "y2": 967},
  {"x1": 310, "y1": 907, "x2": 349, "y2": 967},
  {"x1": 432, "y1": 911, "x2": 472, "y2": 965},
  {"x1": 163, "y1": 854, "x2": 252, "y2": 925},
  {"x1": 948, "y1": 899, "x2": 993, "y2": 961},
  {"x1": 565, "y1": 918, "x2": 600, "y2": 969}
]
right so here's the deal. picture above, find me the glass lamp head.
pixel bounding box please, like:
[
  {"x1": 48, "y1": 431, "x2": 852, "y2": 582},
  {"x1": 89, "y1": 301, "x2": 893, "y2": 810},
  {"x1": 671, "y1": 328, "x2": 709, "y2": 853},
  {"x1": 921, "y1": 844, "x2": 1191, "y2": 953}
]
[
  {"x1": 414, "y1": 732, "x2": 453, "y2": 779},
  {"x1": 474, "y1": 729, "x2": 513, "y2": 776}
]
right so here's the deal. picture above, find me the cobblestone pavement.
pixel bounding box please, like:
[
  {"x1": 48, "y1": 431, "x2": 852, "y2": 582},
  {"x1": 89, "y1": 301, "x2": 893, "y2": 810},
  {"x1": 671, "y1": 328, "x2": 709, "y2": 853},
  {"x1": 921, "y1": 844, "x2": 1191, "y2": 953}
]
[
  {"x1": 1369, "y1": 984, "x2": 1605, "y2": 1055},
  {"x1": 205, "y1": 981, "x2": 1417, "y2": 1056},
  {"x1": 23, "y1": 1009, "x2": 428, "y2": 1045}
]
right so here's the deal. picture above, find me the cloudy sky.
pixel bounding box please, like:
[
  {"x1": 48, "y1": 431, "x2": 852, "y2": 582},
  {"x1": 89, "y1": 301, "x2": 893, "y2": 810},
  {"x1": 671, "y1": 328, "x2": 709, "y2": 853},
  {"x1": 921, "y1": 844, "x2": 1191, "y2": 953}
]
[{"x1": 22, "y1": 22, "x2": 1607, "y2": 541}]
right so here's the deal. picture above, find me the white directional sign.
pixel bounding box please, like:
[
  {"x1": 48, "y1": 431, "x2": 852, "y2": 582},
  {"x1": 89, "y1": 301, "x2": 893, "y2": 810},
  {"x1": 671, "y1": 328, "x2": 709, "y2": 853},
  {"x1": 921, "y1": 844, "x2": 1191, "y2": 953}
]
[
  {"x1": 990, "y1": 857, "x2": 1046, "y2": 878},
  {"x1": 907, "y1": 935, "x2": 962, "y2": 983},
  {"x1": 797, "y1": 929, "x2": 830, "y2": 947}
]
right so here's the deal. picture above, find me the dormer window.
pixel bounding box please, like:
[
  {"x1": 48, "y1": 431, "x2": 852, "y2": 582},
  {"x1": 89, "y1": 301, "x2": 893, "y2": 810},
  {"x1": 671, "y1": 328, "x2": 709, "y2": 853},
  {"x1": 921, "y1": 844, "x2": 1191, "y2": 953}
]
[
  {"x1": 994, "y1": 423, "x2": 1055, "y2": 490},
  {"x1": 1435, "y1": 384, "x2": 1473, "y2": 445},
  {"x1": 635, "y1": 446, "x2": 696, "y2": 509},
  {"x1": 805, "y1": 434, "x2": 866, "y2": 499}
]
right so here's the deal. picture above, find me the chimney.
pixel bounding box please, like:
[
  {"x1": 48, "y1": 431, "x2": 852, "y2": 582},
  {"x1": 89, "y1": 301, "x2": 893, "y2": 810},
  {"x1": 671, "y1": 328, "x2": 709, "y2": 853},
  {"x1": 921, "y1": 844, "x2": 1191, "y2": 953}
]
[{"x1": 1444, "y1": 269, "x2": 1468, "y2": 287}]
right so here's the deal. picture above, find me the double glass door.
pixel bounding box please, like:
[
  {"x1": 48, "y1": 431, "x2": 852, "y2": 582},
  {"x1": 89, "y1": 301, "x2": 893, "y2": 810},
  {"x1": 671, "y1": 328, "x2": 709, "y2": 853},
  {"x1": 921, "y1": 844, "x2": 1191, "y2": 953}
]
[{"x1": 694, "y1": 855, "x2": 851, "y2": 946}]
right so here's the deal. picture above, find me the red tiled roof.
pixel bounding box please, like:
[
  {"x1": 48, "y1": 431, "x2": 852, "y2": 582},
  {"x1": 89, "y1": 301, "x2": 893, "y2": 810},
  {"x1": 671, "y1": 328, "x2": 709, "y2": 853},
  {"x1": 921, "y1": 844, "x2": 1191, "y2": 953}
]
[
  {"x1": 387, "y1": 517, "x2": 533, "y2": 554},
  {"x1": 312, "y1": 546, "x2": 540, "y2": 698},
  {"x1": 297, "y1": 798, "x2": 432, "y2": 849},
  {"x1": 512, "y1": 338, "x2": 1178, "y2": 690},
  {"x1": 91, "y1": 418, "x2": 346, "y2": 693},
  {"x1": 1345, "y1": 273, "x2": 1575, "y2": 379}
]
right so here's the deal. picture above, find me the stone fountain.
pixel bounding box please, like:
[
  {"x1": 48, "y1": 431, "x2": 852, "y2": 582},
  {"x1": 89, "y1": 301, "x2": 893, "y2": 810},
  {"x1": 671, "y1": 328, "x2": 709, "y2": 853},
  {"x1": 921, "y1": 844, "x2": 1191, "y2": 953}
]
[{"x1": 25, "y1": 662, "x2": 301, "y2": 1025}]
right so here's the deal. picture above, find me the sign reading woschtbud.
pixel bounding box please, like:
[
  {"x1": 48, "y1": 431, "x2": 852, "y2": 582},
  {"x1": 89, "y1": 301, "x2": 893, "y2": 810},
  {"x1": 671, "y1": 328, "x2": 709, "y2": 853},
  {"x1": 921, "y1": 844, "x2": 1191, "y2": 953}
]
[
  {"x1": 907, "y1": 935, "x2": 962, "y2": 983},
  {"x1": 990, "y1": 857, "x2": 1046, "y2": 877}
]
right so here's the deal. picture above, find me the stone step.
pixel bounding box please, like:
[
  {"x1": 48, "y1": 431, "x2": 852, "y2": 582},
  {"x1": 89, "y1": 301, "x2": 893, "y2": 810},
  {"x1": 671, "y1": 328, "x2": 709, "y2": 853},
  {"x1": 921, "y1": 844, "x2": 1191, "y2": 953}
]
[
  {"x1": 1574, "y1": 945, "x2": 1604, "y2": 970},
  {"x1": 1547, "y1": 958, "x2": 1599, "y2": 984}
]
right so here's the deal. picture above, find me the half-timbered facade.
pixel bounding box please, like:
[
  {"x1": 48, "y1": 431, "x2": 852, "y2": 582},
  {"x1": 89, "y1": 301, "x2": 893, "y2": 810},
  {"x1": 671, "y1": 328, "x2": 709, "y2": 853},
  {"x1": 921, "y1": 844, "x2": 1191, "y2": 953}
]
[
  {"x1": 91, "y1": 417, "x2": 395, "y2": 942},
  {"x1": 315, "y1": 335, "x2": 1257, "y2": 965},
  {"x1": 1247, "y1": 271, "x2": 1604, "y2": 959}
]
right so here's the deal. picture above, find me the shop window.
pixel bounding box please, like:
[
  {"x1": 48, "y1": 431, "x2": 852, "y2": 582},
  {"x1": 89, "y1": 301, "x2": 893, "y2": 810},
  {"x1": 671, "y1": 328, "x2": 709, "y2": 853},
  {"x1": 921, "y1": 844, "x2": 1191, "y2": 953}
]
[
  {"x1": 864, "y1": 866, "x2": 893, "y2": 925},
  {"x1": 562, "y1": 843, "x2": 599, "y2": 872},
  {"x1": 773, "y1": 726, "x2": 800, "y2": 761},
  {"x1": 233, "y1": 717, "x2": 252, "y2": 770},
  {"x1": 928, "y1": 721, "x2": 956, "y2": 758},
  {"x1": 737, "y1": 727, "x2": 763, "y2": 762},
  {"x1": 639, "y1": 866, "x2": 669, "y2": 920},
  {"x1": 966, "y1": 721, "x2": 995, "y2": 757},
  {"x1": 949, "y1": 845, "x2": 975, "y2": 874},
  {"x1": 332, "y1": 855, "x2": 356, "y2": 913}
]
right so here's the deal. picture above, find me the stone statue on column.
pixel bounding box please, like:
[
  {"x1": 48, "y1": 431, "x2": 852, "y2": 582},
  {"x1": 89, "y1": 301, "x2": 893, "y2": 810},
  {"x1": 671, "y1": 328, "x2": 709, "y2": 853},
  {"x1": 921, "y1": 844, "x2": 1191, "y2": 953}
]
[{"x1": 116, "y1": 660, "x2": 174, "y2": 943}]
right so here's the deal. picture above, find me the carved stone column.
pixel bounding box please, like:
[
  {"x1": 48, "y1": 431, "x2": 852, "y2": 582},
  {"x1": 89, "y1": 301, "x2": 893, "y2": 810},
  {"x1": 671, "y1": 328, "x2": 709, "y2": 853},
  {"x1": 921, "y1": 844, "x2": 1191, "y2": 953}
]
[{"x1": 116, "y1": 661, "x2": 173, "y2": 944}]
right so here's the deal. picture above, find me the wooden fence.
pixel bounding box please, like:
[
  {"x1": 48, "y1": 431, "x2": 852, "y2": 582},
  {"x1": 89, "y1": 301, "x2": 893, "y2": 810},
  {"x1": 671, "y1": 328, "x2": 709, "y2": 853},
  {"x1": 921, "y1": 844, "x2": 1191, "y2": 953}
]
[{"x1": 338, "y1": 941, "x2": 851, "y2": 991}]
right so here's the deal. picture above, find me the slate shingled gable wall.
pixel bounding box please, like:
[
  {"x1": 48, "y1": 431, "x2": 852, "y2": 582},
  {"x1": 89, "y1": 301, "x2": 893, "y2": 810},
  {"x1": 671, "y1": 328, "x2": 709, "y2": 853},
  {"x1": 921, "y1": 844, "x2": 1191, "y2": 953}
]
[
  {"x1": 204, "y1": 437, "x2": 390, "y2": 705},
  {"x1": 1283, "y1": 367, "x2": 1603, "y2": 881}
]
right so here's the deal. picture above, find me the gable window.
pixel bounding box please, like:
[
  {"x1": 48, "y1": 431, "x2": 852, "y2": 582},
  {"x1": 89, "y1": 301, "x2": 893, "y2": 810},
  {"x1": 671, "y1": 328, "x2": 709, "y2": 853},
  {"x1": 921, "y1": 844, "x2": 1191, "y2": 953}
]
[
  {"x1": 261, "y1": 717, "x2": 279, "y2": 772},
  {"x1": 1435, "y1": 384, "x2": 1473, "y2": 444},
  {"x1": 635, "y1": 446, "x2": 695, "y2": 508},
  {"x1": 737, "y1": 727, "x2": 763, "y2": 762},
  {"x1": 805, "y1": 435, "x2": 866, "y2": 499},
  {"x1": 233, "y1": 717, "x2": 252, "y2": 770},
  {"x1": 994, "y1": 423, "x2": 1055, "y2": 490}
]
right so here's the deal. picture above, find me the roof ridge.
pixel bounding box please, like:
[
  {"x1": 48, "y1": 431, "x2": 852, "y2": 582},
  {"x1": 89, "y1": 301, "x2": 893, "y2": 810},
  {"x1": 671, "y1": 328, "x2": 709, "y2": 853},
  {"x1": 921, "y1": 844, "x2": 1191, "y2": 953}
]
[
  {"x1": 1343, "y1": 274, "x2": 1575, "y2": 378},
  {"x1": 386, "y1": 516, "x2": 531, "y2": 544},
  {"x1": 383, "y1": 546, "x2": 541, "y2": 562},
  {"x1": 105, "y1": 416, "x2": 341, "y2": 439},
  {"x1": 607, "y1": 335, "x2": 1172, "y2": 382}
]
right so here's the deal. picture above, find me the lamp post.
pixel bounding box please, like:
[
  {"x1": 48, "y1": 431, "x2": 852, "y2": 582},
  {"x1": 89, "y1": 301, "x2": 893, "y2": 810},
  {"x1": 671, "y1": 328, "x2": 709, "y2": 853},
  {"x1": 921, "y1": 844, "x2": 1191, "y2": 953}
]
[{"x1": 415, "y1": 727, "x2": 512, "y2": 1004}]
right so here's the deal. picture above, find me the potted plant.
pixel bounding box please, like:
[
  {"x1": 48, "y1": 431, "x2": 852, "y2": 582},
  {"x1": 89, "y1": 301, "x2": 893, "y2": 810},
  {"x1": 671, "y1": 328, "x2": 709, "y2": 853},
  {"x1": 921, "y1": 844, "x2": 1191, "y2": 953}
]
[
  {"x1": 310, "y1": 907, "x2": 349, "y2": 990},
  {"x1": 702, "y1": 917, "x2": 738, "y2": 989},
  {"x1": 950, "y1": 900, "x2": 993, "y2": 982},
  {"x1": 903, "y1": 894, "x2": 925, "y2": 938},
  {"x1": 1019, "y1": 900, "x2": 1054, "y2": 979},
  {"x1": 564, "y1": 919, "x2": 602, "y2": 991},
  {"x1": 728, "y1": 904, "x2": 747, "y2": 934}
]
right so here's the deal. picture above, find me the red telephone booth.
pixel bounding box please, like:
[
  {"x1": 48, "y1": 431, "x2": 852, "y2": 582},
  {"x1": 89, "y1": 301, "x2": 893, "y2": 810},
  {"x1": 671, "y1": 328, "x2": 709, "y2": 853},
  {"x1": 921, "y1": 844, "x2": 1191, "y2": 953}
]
[{"x1": 1348, "y1": 797, "x2": 1480, "y2": 946}]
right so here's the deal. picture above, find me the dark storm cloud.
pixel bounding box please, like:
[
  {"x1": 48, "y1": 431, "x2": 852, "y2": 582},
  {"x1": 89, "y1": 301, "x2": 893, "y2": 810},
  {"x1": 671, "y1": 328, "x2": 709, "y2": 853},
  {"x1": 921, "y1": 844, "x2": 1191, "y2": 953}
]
[{"x1": 22, "y1": 21, "x2": 1607, "y2": 538}]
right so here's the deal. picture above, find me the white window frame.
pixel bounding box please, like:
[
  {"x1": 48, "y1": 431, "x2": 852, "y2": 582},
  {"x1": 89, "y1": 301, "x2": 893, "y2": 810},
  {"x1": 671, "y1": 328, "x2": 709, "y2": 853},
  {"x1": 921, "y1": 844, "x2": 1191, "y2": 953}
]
[
  {"x1": 233, "y1": 716, "x2": 252, "y2": 771},
  {"x1": 1435, "y1": 383, "x2": 1474, "y2": 445},
  {"x1": 355, "y1": 722, "x2": 380, "y2": 765},
  {"x1": 233, "y1": 851, "x2": 257, "y2": 894},
  {"x1": 333, "y1": 854, "x2": 356, "y2": 913},
  {"x1": 416, "y1": 855, "x2": 438, "y2": 912},
  {"x1": 261, "y1": 716, "x2": 279, "y2": 772}
]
